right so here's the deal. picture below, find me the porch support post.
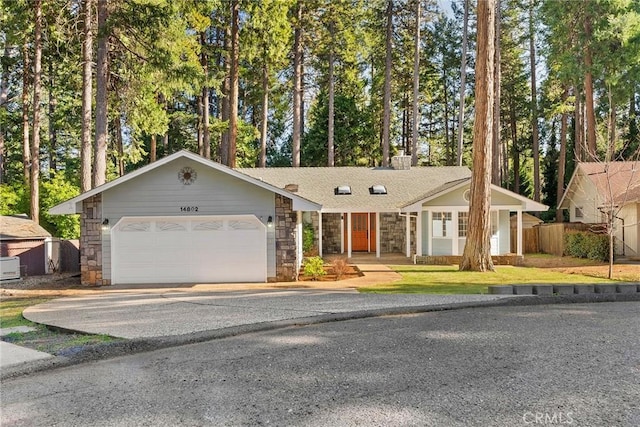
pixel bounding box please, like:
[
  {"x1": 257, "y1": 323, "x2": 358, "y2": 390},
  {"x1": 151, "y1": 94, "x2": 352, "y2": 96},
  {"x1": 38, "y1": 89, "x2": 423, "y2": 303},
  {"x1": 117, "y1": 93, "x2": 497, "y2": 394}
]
[
  {"x1": 296, "y1": 211, "x2": 303, "y2": 271},
  {"x1": 427, "y1": 210, "x2": 432, "y2": 256},
  {"x1": 318, "y1": 211, "x2": 323, "y2": 257},
  {"x1": 517, "y1": 209, "x2": 523, "y2": 256},
  {"x1": 452, "y1": 210, "x2": 459, "y2": 255},
  {"x1": 375, "y1": 212, "x2": 380, "y2": 258},
  {"x1": 347, "y1": 212, "x2": 352, "y2": 258},
  {"x1": 416, "y1": 210, "x2": 422, "y2": 257},
  {"x1": 340, "y1": 213, "x2": 344, "y2": 254},
  {"x1": 405, "y1": 213, "x2": 411, "y2": 257}
]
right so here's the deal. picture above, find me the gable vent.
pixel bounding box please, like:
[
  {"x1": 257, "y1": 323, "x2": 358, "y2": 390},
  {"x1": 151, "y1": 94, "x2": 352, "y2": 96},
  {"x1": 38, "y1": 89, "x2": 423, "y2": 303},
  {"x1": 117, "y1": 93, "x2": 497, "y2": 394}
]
[
  {"x1": 369, "y1": 185, "x2": 387, "y2": 195},
  {"x1": 334, "y1": 185, "x2": 352, "y2": 195}
]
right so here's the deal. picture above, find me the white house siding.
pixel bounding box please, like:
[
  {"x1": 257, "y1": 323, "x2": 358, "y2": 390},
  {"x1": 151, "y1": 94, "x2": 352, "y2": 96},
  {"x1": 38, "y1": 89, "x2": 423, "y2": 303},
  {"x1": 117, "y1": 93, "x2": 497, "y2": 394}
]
[
  {"x1": 102, "y1": 158, "x2": 276, "y2": 281},
  {"x1": 568, "y1": 174, "x2": 602, "y2": 223},
  {"x1": 499, "y1": 210, "x2": 511, "y2": 254},
  {"x1": 419, "y1": 187, "x2": 516, "y2": 256},
  {"x1": 617, "y1": 203, "x2": 639, "y2": 256}
]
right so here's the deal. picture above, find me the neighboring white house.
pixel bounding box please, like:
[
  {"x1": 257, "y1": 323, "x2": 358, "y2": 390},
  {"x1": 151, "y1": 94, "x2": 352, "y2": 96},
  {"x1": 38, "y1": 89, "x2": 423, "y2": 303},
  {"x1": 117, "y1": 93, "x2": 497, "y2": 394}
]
[
  {"x1": 558, "y1": 161, "x2": 640, "y2": 257},
  {"x1": 50, "y1": 150, "x2": 547, "y2": 286}
]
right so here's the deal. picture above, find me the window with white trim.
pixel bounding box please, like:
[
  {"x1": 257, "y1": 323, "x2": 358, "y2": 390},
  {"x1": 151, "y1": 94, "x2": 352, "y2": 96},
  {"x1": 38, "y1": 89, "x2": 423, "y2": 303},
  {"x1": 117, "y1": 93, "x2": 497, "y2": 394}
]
[
  {"x1": 575, "y1": 206, "x2": 583, "y2": 218},
  {"x1": 458, "y1": 212, "x2": 469, "y2": 237},
  {"x1": 490, "y1": 211, "x2": 498, "y2": 236},
  {"x1": 432, "y1": 212, "x2": 452, "y2": 237}
]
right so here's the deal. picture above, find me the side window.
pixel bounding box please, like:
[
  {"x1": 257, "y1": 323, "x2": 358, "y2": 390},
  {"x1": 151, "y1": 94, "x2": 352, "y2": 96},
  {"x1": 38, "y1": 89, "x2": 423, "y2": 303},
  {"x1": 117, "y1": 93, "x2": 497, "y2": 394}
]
[
  {"x1": 458, "y1": 212, "x2": 469, "y2": 237},
  {"x1": 575, "y1": 207, "x2": 583, "y2": 219}
]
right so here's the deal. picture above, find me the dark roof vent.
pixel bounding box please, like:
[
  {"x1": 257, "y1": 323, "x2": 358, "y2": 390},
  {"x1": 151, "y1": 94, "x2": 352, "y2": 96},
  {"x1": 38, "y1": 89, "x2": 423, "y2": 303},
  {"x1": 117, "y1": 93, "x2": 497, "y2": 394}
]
[
  {"x1": 334, "y1": 185, "x2": 352, "y2": 195},
  {"x1": 285, "y1": 183, "x2": 299, "y2": 192},
  {"x1": 369, "y1": 185, "x2": 387, "y2": 195}
]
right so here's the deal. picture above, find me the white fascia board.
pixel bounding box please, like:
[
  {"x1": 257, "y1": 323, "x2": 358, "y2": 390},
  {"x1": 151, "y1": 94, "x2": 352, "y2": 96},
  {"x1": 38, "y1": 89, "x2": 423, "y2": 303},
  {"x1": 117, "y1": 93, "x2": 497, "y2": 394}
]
[
  {"x1": 320, "y1": 207, "x2": 400, "y2": 214},
  {"x1": 401, "y1": 180, "x2": 471, "y2": 212},
  {"x1": 48, "y1": 150, "x2": 322, "y2": 215},
  {"x1": 490, "y1": 185, "x2": 549, "y2": 211},
  {"x1": 402, "y1": 182, "x2": 548, "y2": 213},
  {"x1": 557, "y1": 166, "x2": 582, "y2": 209}
]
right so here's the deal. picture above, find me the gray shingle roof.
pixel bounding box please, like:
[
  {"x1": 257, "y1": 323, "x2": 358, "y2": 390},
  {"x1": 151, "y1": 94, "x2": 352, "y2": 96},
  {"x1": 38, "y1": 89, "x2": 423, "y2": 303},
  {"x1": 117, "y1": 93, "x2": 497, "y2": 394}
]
[{"x1": 236, "y1": 166, "x2": 472, "y2": 211}]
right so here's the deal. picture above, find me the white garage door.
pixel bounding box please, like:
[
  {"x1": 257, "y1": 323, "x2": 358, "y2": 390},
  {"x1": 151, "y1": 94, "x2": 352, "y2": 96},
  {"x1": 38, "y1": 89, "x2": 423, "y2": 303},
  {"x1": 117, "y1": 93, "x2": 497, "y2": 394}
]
[{"x1": 111, "y1": 215, "x2": 267, "y2": 284}]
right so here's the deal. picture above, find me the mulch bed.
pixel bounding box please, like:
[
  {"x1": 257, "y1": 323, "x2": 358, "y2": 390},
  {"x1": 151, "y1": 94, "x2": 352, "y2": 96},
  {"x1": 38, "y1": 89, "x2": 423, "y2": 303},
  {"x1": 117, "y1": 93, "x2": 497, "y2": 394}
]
[{"x1": 298, "y1": 265, "x2": 362, "y2": 282}]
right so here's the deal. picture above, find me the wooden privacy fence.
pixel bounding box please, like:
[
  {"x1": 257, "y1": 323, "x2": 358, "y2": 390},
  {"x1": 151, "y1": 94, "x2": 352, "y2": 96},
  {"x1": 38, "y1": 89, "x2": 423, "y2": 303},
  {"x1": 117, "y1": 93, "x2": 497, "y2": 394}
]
[
  {"x1": 510, "y1": 223, "x2": 596, "y2": 255},
  {"x1": 536, "y1": 222, "x2": 594, "y2": 256},
  {"x1": 510, "y1": 227, "x2": 539, "y2": 254}
]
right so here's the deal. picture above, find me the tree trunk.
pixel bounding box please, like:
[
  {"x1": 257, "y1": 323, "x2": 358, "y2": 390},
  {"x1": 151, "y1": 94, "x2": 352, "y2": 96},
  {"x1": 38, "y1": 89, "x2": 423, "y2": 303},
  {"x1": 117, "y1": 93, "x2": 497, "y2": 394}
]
[
  {"x1": 80, "y1": 0, "x2": 93, "y2": 191},
  {"x1": 115, "y1": 115, "x2": 124, "y2": 176},
  {"x1": 22, "y1": 40, "x2": 31, "y2": 187},
  {"x1": 220, "y1": 25, "x2": 230, "y2": 166},
  {"x1": 443, "y1": 72, "x2": 450, "y2": 165},
  {"x1": 492, "y1": 0, "x2": 501, "y2": 184},
  {"x1": 583, "y1": 12, "x2": 596, "y2": 159},
  {"x1": 197, "y1": 93, "x2": 204, "y2": 156},
  {"x1": 607, "y1": 85, "x2": 616, "y2": 161},
  {"x1": 227, "y1": 0, "x2": 239, "y2": 168},
  {"x1": 556, "y1": 88, "x2": 568, "y2": 223},
  {"x1": 328, "y1": 19, "x2": 335, "y2": 167},
  {"x1": 31, "y1": 0, "x2": 43, "y2": 223},
  {"x1": 411, "y1": 0, "x2": 421, "y2": 166},
  {"x1": 0, "y1": 45, "x2": 8, "y2": 181},
  {"x1": 201, "y1": 32, "x2": 210, "y2": 160},
  {"x1": 460, "y1": 0, "x2": 496, "y2": 272},
  {"x1": 94, "y1": 0, "x2": 109, "y2": 187},
  {"x1": 150, "y1": 135, "x2": 156, "y2": 162},
  {"x1": 292, "y1": 1, "x2": 303, "y2": 167},
  {"x1": 48, "y1": 61, "x2": 57, "y2": 175},
  {"x1": 574, "y1": 89, "x2": 583, "y2": 161},
  {"x1": 457, "y1": 0, "x2": 469, "y2": 167},
  {"x1": 259, "y1": 59, "x2": 268, "y2": 168},
  {"x1": 529, "y1": 0, "x2": 540, "y2": 201},
  {"x1": 381, "y1": 0, "x2": 393, "y2": 167},
  {"x1": 510, "y1": 97, "x2": 519, "y2": 192}
]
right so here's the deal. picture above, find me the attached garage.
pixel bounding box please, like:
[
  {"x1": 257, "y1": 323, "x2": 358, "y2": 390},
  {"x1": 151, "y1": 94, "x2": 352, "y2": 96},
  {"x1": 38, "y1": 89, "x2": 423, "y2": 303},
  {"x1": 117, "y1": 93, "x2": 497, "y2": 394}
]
[{"x1": 111, "y1": 215, "x2": 267, "y2": 284}]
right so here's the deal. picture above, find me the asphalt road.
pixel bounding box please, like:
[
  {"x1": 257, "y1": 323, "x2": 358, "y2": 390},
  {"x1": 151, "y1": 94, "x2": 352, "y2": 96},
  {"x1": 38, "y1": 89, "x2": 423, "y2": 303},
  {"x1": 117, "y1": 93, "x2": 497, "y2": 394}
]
[{"x1": 2, "y1": 302, "x2": 639, "y2": 426}]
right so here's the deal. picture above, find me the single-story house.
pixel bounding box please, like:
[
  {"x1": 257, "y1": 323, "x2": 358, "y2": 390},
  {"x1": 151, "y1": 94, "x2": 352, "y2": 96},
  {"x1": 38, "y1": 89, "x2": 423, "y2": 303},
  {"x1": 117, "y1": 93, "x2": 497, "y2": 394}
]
[
  {"x1": 50, "y1": 150, "x2": 547, "y2": 286},
  {"x1": 0, "y1": 215, "x2": 53, "y2": 276},
  {"x1": 558, "y1": 161, "x2": 640, "y2": 257}
]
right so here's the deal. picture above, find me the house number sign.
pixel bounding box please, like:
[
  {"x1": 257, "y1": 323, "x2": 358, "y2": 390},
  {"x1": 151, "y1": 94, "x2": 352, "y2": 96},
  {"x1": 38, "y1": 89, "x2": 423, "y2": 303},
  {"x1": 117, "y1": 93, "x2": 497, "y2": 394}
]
[{"x1": 180, "y1": 206, "x2": 199, "y2": 212}]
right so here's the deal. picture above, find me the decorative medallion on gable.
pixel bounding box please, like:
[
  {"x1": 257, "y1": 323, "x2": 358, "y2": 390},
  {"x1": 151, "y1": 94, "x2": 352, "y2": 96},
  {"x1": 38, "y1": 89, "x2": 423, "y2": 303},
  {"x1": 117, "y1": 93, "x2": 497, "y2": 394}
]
[{"x1": 178, "y1": 166, "x2": 197, "y2": 185}]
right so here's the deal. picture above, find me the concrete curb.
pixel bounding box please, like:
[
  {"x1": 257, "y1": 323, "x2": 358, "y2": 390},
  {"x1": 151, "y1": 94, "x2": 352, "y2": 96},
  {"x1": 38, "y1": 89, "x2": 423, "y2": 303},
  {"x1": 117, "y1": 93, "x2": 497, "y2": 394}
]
[{"x1": 2, "y1": 292, "x2": 640, "y2": 381}]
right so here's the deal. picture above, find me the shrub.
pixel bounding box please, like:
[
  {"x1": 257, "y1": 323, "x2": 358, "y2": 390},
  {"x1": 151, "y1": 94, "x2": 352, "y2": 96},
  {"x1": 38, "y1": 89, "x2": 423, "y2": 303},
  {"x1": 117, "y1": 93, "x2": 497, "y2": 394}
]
[
  {"x1": 564, "y1": 231, "x2": 609, "y2": 262},
  {"x1": 303, "y1": 256, "x2": 326, "y2": 280},
  {"x1": 330, "y1": 257, "x2": 349, "y2": 280}
]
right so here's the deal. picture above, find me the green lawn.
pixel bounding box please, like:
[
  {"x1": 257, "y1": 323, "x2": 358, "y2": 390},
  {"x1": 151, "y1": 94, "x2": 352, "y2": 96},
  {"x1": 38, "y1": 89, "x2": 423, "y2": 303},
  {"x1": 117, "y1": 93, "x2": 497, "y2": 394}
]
[
  {"x1": 358, "y1": 265, "x2": 617, "y2": 294},
  {"x1": 0, "y1": 298, "x2": 53, "y2": 328},
  {"x1": 1, "y1": 297, "x2": 119, "y2": 355}
]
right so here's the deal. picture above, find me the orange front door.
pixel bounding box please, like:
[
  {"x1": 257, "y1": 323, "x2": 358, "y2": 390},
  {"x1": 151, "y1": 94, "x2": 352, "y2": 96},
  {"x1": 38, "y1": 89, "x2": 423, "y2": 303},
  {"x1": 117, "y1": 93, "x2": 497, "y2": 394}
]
[{"x1": 352, "y1": 213, "x2": 369, "y2": 251}]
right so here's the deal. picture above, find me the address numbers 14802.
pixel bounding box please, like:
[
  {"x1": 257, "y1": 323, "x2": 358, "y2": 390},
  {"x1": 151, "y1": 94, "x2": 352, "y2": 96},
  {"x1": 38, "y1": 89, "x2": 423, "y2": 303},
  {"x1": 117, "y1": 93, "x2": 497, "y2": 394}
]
[{"x1": 180, "y1": 206, "x2": 199, "y2": 212}]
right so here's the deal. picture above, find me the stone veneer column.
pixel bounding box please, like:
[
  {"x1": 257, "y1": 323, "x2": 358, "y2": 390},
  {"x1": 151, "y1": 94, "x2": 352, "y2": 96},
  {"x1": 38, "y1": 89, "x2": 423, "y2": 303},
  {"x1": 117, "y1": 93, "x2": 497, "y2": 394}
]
[
  {"x1": 80, "y1": 194, "x2": 103, "y2": 286},
  {"x1": 275, "y1": 194, "x2": 297, "y2": 281}
]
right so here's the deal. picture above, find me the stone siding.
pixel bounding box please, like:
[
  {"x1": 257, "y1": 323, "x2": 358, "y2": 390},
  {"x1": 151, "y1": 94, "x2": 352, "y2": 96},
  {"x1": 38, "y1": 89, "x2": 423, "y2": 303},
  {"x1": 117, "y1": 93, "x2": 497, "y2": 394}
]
[
  {"x1": 274, "y1": 194, "x2": 297, "y2": 281},
  {"x1": 80, "y1": 194, "x2": 105, "y2": 285},
  {"x1": 379, "y1": 213, "x2": 415, "y2": 254},
  {"x1": 322, "y1": 213, "x2": 342, "y2": 254}
]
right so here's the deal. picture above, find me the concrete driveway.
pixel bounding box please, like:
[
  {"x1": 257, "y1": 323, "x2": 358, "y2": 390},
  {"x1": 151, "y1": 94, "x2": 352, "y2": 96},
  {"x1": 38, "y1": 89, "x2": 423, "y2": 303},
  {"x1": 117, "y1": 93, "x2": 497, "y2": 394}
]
[{"x1": 23, "y1": 289, "x2": 511, "y2": 339}]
